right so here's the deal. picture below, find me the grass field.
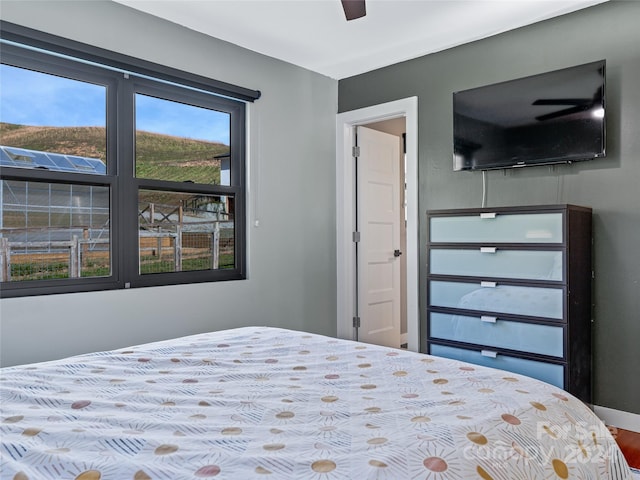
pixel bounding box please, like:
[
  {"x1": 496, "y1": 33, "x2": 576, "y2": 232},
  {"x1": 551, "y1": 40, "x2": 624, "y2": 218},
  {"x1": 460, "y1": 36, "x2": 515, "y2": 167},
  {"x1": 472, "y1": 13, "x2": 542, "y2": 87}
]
[{"x1": 1, "y1": 122, "x2": 229, "y2": 185}]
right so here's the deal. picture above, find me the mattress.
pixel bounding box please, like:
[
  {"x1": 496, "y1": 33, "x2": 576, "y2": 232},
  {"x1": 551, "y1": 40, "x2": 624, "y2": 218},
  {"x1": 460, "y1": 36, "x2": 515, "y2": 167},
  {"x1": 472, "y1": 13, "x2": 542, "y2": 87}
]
[{"x1": 0, "y1": 326, "x2": 632, "y2": 479}]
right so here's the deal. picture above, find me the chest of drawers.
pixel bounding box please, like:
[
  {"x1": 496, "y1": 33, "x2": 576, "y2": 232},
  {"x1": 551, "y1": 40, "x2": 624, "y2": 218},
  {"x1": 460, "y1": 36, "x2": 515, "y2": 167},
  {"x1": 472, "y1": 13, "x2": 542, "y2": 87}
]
[{"x1": 426, "y1": 205, "x2": 592, "y2": 403}]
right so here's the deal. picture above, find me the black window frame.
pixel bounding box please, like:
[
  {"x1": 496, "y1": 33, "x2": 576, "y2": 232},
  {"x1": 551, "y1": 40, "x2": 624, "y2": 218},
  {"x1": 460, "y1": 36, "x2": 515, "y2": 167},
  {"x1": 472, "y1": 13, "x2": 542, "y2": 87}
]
[{"x1": 0, "y1": 21, "x2": 258, "y2": 298}]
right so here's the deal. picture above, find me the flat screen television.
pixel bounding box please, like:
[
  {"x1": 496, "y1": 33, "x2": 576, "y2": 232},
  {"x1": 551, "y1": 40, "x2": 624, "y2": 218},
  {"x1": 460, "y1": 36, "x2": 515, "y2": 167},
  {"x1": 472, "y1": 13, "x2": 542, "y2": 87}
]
[{"x1": 453, "y1": 60, "x2": 606, "y2": 171}]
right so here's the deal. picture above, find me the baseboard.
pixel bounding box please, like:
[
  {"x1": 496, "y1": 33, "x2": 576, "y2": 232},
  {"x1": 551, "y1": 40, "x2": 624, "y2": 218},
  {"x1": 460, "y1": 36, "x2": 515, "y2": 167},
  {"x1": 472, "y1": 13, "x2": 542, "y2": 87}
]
[{"x1": 594, "y1": 405, "x2": 640, "y2": 433}]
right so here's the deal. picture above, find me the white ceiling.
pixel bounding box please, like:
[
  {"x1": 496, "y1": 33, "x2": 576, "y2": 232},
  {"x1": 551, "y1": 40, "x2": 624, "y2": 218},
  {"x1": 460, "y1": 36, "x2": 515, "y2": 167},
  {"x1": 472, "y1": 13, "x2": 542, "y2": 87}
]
[{"x1": 114, "y1": 0, "x2": 608, "y2": 80}]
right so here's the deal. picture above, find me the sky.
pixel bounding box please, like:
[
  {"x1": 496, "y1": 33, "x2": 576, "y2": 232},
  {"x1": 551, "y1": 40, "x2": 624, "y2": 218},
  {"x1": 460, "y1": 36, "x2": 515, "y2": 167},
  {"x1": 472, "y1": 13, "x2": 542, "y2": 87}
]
[{"x1": 0, "y1": 64, "x2": 230, "y2": 145}]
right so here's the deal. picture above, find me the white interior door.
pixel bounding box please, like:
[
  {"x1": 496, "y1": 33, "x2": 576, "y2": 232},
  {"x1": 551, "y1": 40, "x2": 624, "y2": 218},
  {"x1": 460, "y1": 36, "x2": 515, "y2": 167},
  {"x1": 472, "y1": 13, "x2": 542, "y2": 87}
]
[
  {"x1": 335, "y1": 97, "x2": 418, "y2": 352},
  {"x1": 356, "y1": 126, "x2": 402, "y2": 348}
]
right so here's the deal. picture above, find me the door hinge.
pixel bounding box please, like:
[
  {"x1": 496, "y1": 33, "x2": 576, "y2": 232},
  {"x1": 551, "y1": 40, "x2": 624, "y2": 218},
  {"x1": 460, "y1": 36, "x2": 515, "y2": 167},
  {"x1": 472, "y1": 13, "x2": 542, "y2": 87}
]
[
  {"x1": 352, "y1": 145, "x2": 360, "y2": 157},
  {"x1": 352, "y1": 231, "x2": 360, "y2": 242},
  {"x1": 353, "y1": 316, "x2": 361, "y2": 328}
]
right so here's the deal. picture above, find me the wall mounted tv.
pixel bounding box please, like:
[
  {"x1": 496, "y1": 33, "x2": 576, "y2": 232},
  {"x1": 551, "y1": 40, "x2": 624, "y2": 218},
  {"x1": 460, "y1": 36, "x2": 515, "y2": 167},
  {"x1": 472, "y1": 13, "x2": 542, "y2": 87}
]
[{"x1": 453, "y1": 60, "x2": 606, "y2": 171}]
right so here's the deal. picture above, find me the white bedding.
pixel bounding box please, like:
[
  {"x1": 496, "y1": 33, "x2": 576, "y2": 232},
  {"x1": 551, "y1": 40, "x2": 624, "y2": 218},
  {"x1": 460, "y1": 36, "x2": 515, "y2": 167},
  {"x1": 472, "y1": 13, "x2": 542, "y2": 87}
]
[{"x1": 0, "y1": 326, "x2": 632, "y2": 479}]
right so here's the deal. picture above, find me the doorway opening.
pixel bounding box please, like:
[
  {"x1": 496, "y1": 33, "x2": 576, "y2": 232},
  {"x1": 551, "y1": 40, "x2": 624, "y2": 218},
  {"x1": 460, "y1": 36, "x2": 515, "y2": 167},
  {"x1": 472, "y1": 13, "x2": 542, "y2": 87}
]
[{"x1": 335, "y1": 97, "x2": 418, "y2": 351}]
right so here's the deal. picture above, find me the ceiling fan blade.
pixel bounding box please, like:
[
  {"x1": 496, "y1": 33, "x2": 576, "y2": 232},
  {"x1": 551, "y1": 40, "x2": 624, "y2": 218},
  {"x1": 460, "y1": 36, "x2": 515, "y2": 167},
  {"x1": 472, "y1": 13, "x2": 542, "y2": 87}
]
[
  {"x1": 535, "y1": 104, "x2": 590, "y2": 122},
  {"x1": 341, "y1": 0, "x2": 366, "y2": 21}
]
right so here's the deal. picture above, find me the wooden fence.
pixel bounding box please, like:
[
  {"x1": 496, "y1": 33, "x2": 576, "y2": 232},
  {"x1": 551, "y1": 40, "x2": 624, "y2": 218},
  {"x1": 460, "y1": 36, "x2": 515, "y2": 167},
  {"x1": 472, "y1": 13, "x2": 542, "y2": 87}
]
[
  {"x1": 0, "y1": 227, "x2": 224, "y2": 282},
  {"x1": 139, "y1": 223, "x2": 221, "y2": 272},
  {"x1": 1, "y1": 202, "x2": 230, "y2": 281},
  {"x1": 0, "y1": 235, "x2": 109, "y2": 282}
]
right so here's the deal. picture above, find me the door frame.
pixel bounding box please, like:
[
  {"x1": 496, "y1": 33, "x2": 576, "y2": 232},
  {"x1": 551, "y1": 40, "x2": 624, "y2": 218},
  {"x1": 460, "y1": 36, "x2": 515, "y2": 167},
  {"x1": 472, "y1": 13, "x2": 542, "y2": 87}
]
[{"x1": 335, "y1": 97, "x2": 419, "y2": 351}]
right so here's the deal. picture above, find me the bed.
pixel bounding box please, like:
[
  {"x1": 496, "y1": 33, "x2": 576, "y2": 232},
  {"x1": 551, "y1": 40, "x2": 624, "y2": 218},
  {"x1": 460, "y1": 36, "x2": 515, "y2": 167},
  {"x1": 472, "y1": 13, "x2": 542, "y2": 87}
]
[{"x1": 0, "y1": 326, "x2": 632, "y2": 479}]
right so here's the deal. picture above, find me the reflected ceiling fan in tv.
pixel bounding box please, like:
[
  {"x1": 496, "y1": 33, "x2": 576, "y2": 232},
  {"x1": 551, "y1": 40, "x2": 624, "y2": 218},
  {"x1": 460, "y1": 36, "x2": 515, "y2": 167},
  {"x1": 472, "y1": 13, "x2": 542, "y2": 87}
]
[{"x1": 453, "y1": 60, "x2": 606, "y2": 171}]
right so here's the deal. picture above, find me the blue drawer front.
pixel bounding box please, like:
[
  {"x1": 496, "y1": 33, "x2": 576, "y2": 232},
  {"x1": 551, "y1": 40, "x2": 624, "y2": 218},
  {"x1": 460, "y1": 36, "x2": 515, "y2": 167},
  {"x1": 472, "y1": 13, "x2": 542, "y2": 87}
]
[
  {"x1": 429, "y1": 249, "x2": 563, "y2": 281},
  {"x1": 429, "y1": 312, "x2": 564, "y2": 358},
  {"x1": 430, "y1": 344, "x2": 564, "y2": 388},
  {"x1": 429, "y1": 280, "x2": 564, "y2": 319},
  {"x1": 430, "y1": 213, "x2": 563, "y2": 243}
]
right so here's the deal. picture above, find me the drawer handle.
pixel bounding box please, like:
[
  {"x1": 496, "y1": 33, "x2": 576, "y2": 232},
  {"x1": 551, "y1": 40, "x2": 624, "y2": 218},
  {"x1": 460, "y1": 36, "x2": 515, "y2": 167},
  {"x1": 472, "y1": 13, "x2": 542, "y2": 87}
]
[
  {"x1": 480, "y1": 316, "x2": 497, "y2": 323},
  {"x1": 481, "y1": 350, "x2": 498, "y2": 358},
  {"x1": 480, "y1": 281, "x2": 497, "y2": 288},
  {"x1": 480, "y1": 212, "x2": 497, "y2": 219},
  {"x1": 480, "y1": 247, "x2": 497, "y2": 253}
]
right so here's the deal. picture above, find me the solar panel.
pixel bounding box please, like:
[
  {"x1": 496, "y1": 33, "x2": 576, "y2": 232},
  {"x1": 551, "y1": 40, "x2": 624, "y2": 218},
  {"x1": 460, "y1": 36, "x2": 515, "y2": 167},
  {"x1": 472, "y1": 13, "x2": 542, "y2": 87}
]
[
  {"x1": 0, "y1": 146, "x2": 106, "y2": 174},
  {"x1": 84, "y1": 158, "x2": 107, "y2": 174},
  {"x1": 49, "y1": 155, "x2": 76, "y2": 172}
]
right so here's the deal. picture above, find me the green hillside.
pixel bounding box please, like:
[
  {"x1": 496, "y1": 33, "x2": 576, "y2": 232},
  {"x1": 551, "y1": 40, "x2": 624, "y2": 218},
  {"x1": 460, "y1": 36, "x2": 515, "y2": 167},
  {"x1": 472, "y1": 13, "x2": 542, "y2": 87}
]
[
  {"x1": 1, "y1": 123, "x2": 107, "y2": 160},
  {"x1": 0, "y1": 122, "x2": 228, "y2": 184}
]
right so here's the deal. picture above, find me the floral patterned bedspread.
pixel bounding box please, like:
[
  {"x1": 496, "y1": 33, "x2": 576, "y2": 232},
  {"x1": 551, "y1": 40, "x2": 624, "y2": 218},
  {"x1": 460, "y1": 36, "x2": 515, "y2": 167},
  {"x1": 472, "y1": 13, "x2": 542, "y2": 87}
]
[{"x1": 0, "y1": 326, "x2": 631, "y2": 479}]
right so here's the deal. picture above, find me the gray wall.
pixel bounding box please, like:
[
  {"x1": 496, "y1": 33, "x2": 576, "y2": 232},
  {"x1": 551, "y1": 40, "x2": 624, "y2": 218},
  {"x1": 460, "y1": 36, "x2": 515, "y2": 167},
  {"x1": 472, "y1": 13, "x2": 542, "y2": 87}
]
[
  {"x1": 0, "y1": 1, "x2": 337, "y2": 365},
  {"x1": 339, "y1": 1, "x2": 639, "y2": 414}
]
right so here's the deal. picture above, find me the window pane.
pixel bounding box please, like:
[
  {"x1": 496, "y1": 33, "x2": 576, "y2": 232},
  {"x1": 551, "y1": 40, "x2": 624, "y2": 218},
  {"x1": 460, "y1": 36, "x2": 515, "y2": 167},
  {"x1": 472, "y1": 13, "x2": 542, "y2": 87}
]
[
  {"x1": 138, "y1": 189, "x2": 234, "y2": 274},
  {"x1": 0, "y1": 64, "x2": 107, "y2": 173},
  {"x1": 1, "y1": 180, "x2": 111, "y2": 282},
  {"x1": 135, "y1": 94, "x2": 230, "y2": 185}
]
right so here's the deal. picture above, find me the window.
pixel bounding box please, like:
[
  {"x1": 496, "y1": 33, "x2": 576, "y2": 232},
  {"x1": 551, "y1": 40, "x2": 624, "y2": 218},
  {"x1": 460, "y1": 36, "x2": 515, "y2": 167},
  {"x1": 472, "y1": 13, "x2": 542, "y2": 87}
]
[{"x1": 0, "y1": 22, "x2": 258, "y2": 297}]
